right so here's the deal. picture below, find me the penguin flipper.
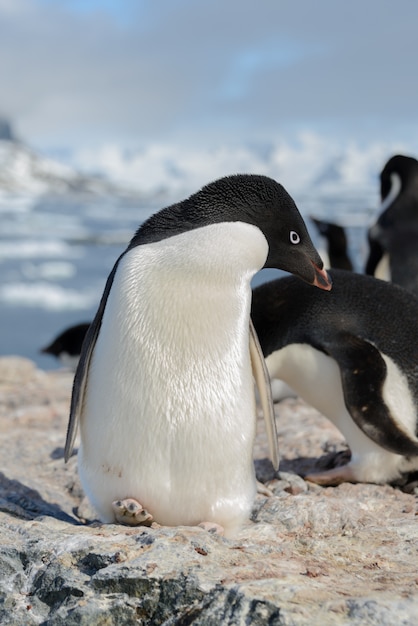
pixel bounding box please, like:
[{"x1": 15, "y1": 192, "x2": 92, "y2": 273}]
[
  {"x1": 249, "y1": 318, "x2": 279, "y2": 471},
  {"x1": 323, "y1": 332, "x2": 418, "y2": 457},
  {"x1": 64, "y1": 262, "x2": 119, "y2": 462}
]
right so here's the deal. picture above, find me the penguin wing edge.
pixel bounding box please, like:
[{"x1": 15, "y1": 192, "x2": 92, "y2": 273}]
[
  {"x1": 323, "y1": 332, "x2": 418, "y2": 457},
  {"x1": 249, "y1": 318, "x2": 279, "y2": 470},
  {"x1": 64, "y1": 318, "x2": 100, "y2": 462},
  {"x1": 64, "y1": 262, "x2": 120, "y2": 462}
]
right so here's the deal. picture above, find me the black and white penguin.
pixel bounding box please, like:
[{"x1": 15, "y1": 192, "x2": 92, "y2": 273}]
[
  {"x1": 268, "y1": 216, "x2": 354, "y2": 404},
  {"x1": 267, "y1": 215, "x2": 353, "y2": 405},
  {"x1": 251, "y1": 268, "x2": 418, "y2": 486},
  {"x1": 65, "y1": 174, "x2": 331, "y2": 535},
  {"x1": 310, "y1": 217, "x2": 353, "y2": 271},
  {"x1": 41, "y1": 323, "x2": 90, "y2": 370},
  {"x1": 366, "y1": 154, "x2": 418, "y2": 296}
]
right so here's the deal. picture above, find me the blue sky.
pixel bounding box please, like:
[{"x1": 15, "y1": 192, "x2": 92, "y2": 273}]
[{"x1": 1, "y1": 0, "x2": 418, "y2": 152}]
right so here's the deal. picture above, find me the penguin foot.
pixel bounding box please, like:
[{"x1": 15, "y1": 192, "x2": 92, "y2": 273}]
[
  {"x1": 305, "y1": 464, "x2": 358, "y2": 486},
  {"x1": 112, "y1": 498, "x2": 154, "y2": 526},
  {"x1": 256, "y1": 480, "x2": 274, "y2": 497},
  {"x1": 197, "y1": 522, "x2": 225, "y2": 535}
]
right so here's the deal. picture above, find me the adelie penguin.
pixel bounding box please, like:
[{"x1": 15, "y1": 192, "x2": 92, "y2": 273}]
[
  {"x1": 366, "y1": 154, "x2": 418, "y2": 296},
  {"x1": 41, "y1": 323, "x2": 90, "y2": 370},
  {"x1": 267, "y1": 216, "x2": 353, "y2": 405},
  {"x1": 310, "y1": 217, "x2": 353, "y2": 271},
  {"x1": 65, "y1": 174, "x2": 331, "y2": 536},
  {"x1": 251, "y1": 268, "x2": 418, "y2": 486}
]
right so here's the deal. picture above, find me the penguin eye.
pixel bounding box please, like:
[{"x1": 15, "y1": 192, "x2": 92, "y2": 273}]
[{"x1": 289, "y1": 231, "x2": 300, "y2": 244}]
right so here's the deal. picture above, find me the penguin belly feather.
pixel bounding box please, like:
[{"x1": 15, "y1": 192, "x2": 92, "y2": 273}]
[
  {"x1": 374, "y1": 253, "x2": 391, "y2": 282},
  {"x1": 78, "y1": 222, "x2": 269, "y2": 535}
]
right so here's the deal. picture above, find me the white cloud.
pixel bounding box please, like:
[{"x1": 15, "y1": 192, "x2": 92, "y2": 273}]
[{"x1": 0, "y1": 0, "x2": 417, "y2": 152}]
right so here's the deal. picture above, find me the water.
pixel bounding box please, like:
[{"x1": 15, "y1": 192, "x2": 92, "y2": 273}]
[
  {"x1": 0, "y1": 192, "x2": 160, "y2": 369},
  {"x1": 0, "y1": 187, "x2": 379, "y2": 370}
]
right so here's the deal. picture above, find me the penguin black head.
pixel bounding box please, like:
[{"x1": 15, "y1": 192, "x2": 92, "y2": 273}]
[
  {"x1": 130, "y1": 174, "x2": 332, "y2": 291},
  {"x1": 371, "y1": 154, "x2": 418, "y2": 238},
  {"x1": 380, "y1": 154, "x2": 418, "y2": 202}
]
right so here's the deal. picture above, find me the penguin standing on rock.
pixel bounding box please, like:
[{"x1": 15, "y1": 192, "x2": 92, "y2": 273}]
[
  {"x1": 366, "y1": 154, "x2": 418, "y2": 296},
  {"x1": 252, "y1": 269, "x2": 418, "y2": 486},
  {"x1": 65, "y1": 174, "x2": 331, "y2": 536}
]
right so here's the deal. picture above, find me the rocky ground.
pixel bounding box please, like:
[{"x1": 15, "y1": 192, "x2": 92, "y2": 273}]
[{"x1": 1, "y1": 355, "x2": 417, "y2": 625}]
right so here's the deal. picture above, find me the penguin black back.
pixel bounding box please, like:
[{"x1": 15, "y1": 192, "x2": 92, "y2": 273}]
[
  {"x1": 252, "y1": 269, "x2": 418, "y2": 391},
  {"x1": 252, "y1": 269, "x2": 418, "y2": 457}
]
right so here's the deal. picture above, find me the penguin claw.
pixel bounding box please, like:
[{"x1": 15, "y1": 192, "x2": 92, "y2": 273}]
[
  {"x1": 305, "y1": 464, "x2": 358, "y2": 486},
  {"x1": 112, "y1": 498, "x2": 154, "y2": 526}
]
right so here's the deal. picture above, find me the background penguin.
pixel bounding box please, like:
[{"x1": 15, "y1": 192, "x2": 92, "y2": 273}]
[
  {"x1": 65, "y1": 174, "x2": 331, "y2": 535},
  {"x1": 310, "y1": 217, "x2": 353, "y2": 271},
  {"x1": 251, "y1": 268, "x2": 418, "y2": 486},
  {"x1": 267, "y1": 216, "x2": 353, "y2": 404},
  {"x1": 41, "y1": 323, "x2": 90, "y2": 370},
  {"x1": 365, "y1": 154, "x2": 418, "y2": 296}
]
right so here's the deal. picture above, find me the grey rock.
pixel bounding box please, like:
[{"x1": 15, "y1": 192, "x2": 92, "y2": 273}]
[{"x1": 1, "y1": 356, "x2": 418, "y2": 625}]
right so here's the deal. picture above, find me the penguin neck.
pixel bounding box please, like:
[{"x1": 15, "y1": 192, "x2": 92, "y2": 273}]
[
  {"x1": 380, "y1": 172, "x2": 401, "y2": 212},
  {"x1": 108, "y1": 221, "x2": 269, "y2": 353},
  {"x1": 87, "y1": 222, "x2": 269, "y2": 430}
]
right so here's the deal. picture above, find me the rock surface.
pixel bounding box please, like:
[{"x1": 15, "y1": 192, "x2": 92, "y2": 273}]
[{"x1": 1, "y1": 355, "x2": 417, "y2": 625}]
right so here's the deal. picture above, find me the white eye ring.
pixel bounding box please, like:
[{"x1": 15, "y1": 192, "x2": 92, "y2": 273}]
[{"x1": 290, "y1": 230, "x2": 300, "y2": 244}]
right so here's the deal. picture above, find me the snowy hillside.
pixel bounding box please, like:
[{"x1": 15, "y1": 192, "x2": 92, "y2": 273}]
[
  {"x1": 0, "y1": 120, "x2": 129, "y2": 198},
  {"x1": 0, "y1": 117, "x2": 413, "y2": 212},
  {"x1": 69, "y1": 133, "x2": 412, "y2": 208}
]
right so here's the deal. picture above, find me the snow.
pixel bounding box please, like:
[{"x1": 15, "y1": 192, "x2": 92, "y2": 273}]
[
  {"x1": 69, "y1": 132, "x2": 412, "y2": 201},
  {"x1": 0, "y1": 140, "x2": 121, "y2": 196},
  {"x1": 0, "y1": 132, "x2": 414, "y2": 205}
]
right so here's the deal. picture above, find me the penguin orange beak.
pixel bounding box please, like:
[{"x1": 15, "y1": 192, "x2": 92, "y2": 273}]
[{"x1": 311, "y1": 262, "x2": 332, "y2": 291}]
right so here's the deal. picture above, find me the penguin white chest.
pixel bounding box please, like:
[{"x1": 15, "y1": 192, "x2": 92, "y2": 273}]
[
  {"x1": 78, "y1": 222, "x2": 268, "y2": 533},
  {"x1": 374, "y1": 253, "x2": 391, "y2": 282}
]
